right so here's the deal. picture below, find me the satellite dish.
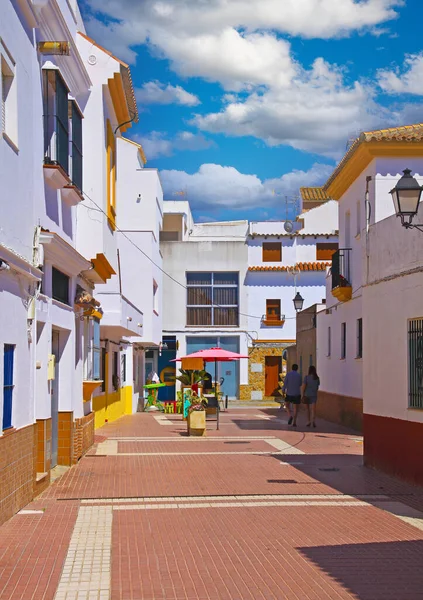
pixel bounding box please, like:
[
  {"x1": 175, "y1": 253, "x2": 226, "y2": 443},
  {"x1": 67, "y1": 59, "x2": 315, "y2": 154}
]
[{"x1": 284, "y1": 221, "x2": 294, "y2": 233}]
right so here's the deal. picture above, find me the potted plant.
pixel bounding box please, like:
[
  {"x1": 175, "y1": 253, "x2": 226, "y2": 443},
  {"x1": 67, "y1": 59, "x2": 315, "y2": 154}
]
[
  {"x1": 187, "y1": 391, "x2": 207, "y2": 436},
  {"x1": 176, "y1": 369, "x2": 208, "y2": 393}
]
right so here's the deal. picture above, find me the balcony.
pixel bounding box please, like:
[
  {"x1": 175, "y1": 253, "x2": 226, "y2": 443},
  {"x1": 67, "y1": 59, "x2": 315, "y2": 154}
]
[
  {"x1": 97, "y1": 293, "x2": 144, "y2": 338},
  {"x1": 261, "y1": 315, "x2": 286, "y2": 327},
  {"x1": 331, "y1": 249, "x2": 352, "y2": 302}
]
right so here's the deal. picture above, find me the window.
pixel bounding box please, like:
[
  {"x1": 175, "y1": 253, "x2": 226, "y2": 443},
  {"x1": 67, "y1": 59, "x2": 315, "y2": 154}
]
[
  {"x1": 309, "y1": 354, "x2": 313, "y2": 367},
  {"x1": 69, "y1": 101, "x2": 83, "y2": 191},
  {"x1": 2, "y1": 344, "x2": 14, "y2": 430},
  {"x1": 153, "y1": 280, "x2": 159, "y2": 314},
  {"x1": 341, "y1": 322, "x2": 346, "y2": 359},
  {"x1": 356, "y1": 200, "x2": 361, "y2": 237},
  {"x1": 121, "y1": 353, "x2": 126, "y2": 385},
  {"x1": 327, "y1": 326, "x2": 331, "y2": 357},
  {"x1": 1, "y1": 42, "x2": 18, "y2": 147},
  {"x1": 52, "y1": 267, "x2": 69, "y2": 305},
  {"x1": 83, "y1": 318, "x2": 101, "y2": 381},
  {"x1": 106, "y1": 119, "x2": 116, "y2": 229},
  {"x1": 262, "y1": 242, "x2": 282, "y2": 262},
  {"x1": 408, "y1": 318, "x2": 423, "y2": 409},
  {"x1": 101, "y1": 347, "x2": 106, "y2": 392},
  {"x1": 186, "y1": 272, "x2": 238, "y2": 327},
  {"x1": 356, "y1": 318, "x2": 363, "y2": 358},
  {"x1": 43, "y1": 69, "x2": 69, "y2": 174},
  {"x1": 316, "y1": 243, "x2": 338, "y2": 261},
  {"x1": 112, "y1": 351, "x2": 119, "y2": 390},
  {"x1": 265, "y1": 299, "x2": 282, "y2": 324}
]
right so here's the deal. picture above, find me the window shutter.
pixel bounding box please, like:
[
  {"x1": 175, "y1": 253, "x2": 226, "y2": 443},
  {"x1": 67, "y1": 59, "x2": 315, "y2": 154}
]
[
  {"x1": 266, "y1": 299, "x2": 281, "y2": 320},
  {"x1": 262, "y1": 242, "x2": 282, "y2": 262},
  {"x1": 316, "y1": 243, "x2": 338, "y2": 261}
]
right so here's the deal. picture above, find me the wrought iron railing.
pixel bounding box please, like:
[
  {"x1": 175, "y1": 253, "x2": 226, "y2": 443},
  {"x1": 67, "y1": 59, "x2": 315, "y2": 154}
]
[
  {"x1": 43, "y1": 70, "x2": 69, "y2": 175},
  {"x1": 408, "y1": 318, "x2": 423, "y2": 409},
  {"x1": 331, "y1": 249, "x2": 351, "y2": 290}
]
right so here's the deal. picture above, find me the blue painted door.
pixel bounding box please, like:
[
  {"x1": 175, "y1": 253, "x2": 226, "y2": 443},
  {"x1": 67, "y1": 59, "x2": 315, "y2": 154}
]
[
  {"x1": 186, "y1": 336, "x2": 240, "y2": 399},
  {"x1": 2, "y1": 345, "x2": 14, "y2": 430}
]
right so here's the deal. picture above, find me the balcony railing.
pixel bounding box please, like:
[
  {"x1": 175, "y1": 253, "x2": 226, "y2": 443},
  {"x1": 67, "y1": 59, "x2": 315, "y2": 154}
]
[
  {"x1": 331, "y1": 249, "x2": 352, "y2": 302},
  {"x1": 43, "y1": 70, "x2": 69, "y2": 176},
  {"x1": 261, "y1": 314, "x2": 286, "y2": 327},
  {"x1": 331, "y1": 249, "x2": 351, "y2": 289}
]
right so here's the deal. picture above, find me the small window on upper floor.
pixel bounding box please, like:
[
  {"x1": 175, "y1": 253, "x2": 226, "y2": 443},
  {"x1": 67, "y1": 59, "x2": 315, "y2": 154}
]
[
  {"x1": 262, "y1": 242, "x2": 282, "y2": 262},
  {"x1": 316, "y1": 243, "x2": 338, "y2": 261},
  {"x1": 69, "y1": 101, "x2": 83, "y2": 191},
  {"x1": 52, "y1": 267, "x2": 70, "y2": 305},
  {"x1": 43, "y1": 69, "x2": 69, "y2": 174},
  {"x1": 1, "y1": 42, "x2": 18, "y2": 149}
]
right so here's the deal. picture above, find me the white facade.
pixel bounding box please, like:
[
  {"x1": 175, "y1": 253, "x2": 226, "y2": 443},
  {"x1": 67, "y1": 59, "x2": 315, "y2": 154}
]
[
  {"x1": 248, "y1": 201, "x2": 339, "y2": 345},
  {"x1": 0, "y1": 0, "x2": 101, "y2": 464},
  {"x1": 0, "y1": 0, "x2": 158, "y2": 479},
  {"x1": 161, "y1": 202, "x2": 249, "y2": 398},
  {"x1": 363, "y1": 201, "x2": 423, "y2": 425},
  {"x1": 317, "y1": 156, "x2": 423, "y2": 407}
]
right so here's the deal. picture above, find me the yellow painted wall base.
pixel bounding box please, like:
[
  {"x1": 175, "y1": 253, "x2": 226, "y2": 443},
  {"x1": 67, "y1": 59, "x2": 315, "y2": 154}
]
[{"x1": 93, "y1": 385, "x2": 133, "y2": 429}]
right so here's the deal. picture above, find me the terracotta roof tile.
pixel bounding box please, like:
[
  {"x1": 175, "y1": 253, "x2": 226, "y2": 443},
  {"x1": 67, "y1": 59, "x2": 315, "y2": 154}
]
[
  {"x1": 300, "y1": 187, "x2": 331, "y2": 202},
  {"x1": 248, "y1": 262, "x2": 331, "y2": 272},
  {"x1": 324, "y1": 123, "x2": 423, "y2": 192}
]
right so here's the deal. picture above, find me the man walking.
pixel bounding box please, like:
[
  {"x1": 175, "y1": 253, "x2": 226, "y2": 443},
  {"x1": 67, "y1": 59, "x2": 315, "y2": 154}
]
[{"x1": 282, "y1": 364, "x2": 302, "y2": 426}]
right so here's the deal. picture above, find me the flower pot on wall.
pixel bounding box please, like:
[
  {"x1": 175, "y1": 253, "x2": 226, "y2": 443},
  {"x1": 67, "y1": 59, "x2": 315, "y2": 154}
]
[{"x1": 188, "y1": 410, "x2": 206, "y2": 436}]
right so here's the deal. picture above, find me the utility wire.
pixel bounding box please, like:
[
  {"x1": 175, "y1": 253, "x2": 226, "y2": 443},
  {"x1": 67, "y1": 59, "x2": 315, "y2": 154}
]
[{"x1": 79, "y1": 189, "x2": 349, "y2": 322}]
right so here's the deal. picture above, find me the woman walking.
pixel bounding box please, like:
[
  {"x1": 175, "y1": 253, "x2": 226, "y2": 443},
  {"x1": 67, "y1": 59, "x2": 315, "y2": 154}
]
[{"x1": 302, "y1": 366, "x2": 320, "y2": 428}]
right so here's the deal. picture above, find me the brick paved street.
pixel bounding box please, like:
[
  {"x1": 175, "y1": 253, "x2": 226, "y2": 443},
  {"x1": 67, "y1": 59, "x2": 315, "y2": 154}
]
[{"x1": 1, "y1": 408, "x2": 423, "y2": 600}]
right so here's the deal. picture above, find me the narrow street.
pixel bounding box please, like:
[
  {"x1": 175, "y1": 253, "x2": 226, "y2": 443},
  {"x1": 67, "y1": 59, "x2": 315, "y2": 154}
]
[{"x1": 1, "y1": 409, "x2": 423, "y2": 600}]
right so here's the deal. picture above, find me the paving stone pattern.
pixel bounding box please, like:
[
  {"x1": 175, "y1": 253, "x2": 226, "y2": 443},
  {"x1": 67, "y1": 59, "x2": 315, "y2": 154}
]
[{"x1": 1, "y1": 408, "x2": 423, "y2": 600}]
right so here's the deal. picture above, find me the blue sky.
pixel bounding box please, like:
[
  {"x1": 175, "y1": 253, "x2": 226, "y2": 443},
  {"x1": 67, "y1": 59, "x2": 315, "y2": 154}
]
[{"x1": 79, "y1": 0, "x2": 423, "y2": 222}]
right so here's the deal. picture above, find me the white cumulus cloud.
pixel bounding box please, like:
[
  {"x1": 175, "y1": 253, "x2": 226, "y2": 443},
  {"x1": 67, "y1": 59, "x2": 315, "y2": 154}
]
[
  {"x1": 136, "y1": 81, "x2": 200, "y2": 106},
  {"x1": 192, "y1": 58, "x2": 384, "y2": 157},
  {"x1": 159, "y1": 162, "x2": 333, "y2": 209},
  {"x1": 378, "y1": 54, "x2": 423, "y2": 95},
  {"x1": 134, "y1": 131, "x2": 215, "y2": 159}
]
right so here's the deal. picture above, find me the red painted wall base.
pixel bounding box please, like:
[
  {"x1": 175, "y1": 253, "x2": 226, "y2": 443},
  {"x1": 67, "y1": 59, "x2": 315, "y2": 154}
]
[{"x1": 363, "y1": 413, "x2": 423, "y2": 486}]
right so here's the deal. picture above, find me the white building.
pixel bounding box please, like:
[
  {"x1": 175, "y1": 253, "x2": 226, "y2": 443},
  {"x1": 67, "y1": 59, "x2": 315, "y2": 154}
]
[
  {"x1": 160, "y1": 202, "x2": 249, "y2": 400},
  {"x1": 362, "y1": 191, "x2": 423, "y2": 486},
  {"x1": 159, "y1": 196, "x2": 338, "y2": 403},
  {"x1": 76, "y1": 32, "x2": 163, "y2": 428},
  {"x1": 316, "y1": 124, "x2": 423, "y2": 432},
  {"x1": 0, "y1": 0, "x2": 157, "y2": 525},
  {"x1": 0, "y1": 0, "x2": 100, "y2": 524},
  {"x1": 242, "y1": 196, "x2": 338, "y2": 401}
]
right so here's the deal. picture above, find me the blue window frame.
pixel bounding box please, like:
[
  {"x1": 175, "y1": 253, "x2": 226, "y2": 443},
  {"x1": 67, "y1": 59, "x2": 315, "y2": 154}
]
[{"x1": 3, "y1": 344, "x2": 14, "y2": 430}]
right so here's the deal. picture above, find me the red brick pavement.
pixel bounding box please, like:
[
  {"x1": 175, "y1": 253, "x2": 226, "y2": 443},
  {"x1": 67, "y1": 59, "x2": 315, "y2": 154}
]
[{"x1": 1, "y1": 408, "x2": 423, "y2": 600}]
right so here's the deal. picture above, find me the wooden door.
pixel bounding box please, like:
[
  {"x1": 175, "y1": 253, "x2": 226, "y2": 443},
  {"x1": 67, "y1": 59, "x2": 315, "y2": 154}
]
[{"x1": 265, "y1": 356, "x2": 281, "y2": 396}]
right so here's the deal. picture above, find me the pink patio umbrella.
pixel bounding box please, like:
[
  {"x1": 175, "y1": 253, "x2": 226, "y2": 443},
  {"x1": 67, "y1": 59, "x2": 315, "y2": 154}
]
[{"x1": 173, "y1": 347, "x2": 249, "y2": 428}]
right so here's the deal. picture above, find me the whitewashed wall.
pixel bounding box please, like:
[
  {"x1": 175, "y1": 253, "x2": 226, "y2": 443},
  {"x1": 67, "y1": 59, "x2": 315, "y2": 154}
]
[
  {"x1": 161, "y1": 238, "x2": 249, "y2": 385},
  {"x1": 363, "y1": 202, "x2": 423, "y2": 424}
]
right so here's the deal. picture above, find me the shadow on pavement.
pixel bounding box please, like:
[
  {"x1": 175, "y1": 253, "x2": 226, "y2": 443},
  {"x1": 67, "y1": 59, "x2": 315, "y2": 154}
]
[{"x1": 298, "y1": 540, "x2": 423, "y2": 600}]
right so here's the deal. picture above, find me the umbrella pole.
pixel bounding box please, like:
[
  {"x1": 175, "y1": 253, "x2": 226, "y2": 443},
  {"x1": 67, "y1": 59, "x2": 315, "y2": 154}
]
[{"x1": 215, "y1": 360, "x2": 219, "y2": 430}]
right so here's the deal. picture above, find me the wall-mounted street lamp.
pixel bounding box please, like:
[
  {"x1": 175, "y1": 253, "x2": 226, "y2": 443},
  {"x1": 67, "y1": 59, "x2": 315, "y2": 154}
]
[
  {"x1": 293, "y1": 292, "x2": 304, "y2": 312},
  {"x1": 390, "y1": 169, "x2": 423, "y2": 231}
]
